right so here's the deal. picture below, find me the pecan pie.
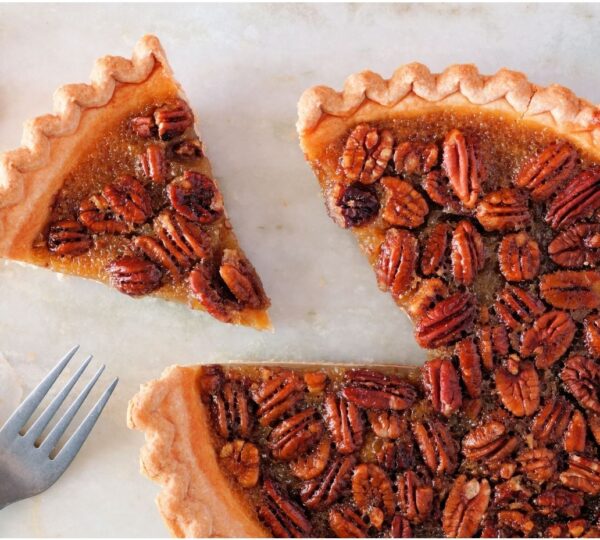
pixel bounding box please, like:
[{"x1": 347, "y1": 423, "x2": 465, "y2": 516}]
[
  {"x1": 128, "y1": 360, "x2": 600, "y2": 538},
  {"x1": 293, "y1": 64, "x2": 600, "y2": 537},
  {"x1": 0, "y1": 36, "x2": 270, "y2": 328}
]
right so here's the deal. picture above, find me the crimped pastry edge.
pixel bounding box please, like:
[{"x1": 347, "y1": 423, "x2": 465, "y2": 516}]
[
  {"x1": 0, "y1": 34, "x2": 170, "y2": 255},
  {"x1": 127, "y1": 364, "x2": 270, "y2": 538},
  {"x1": 297, "y1": 63, "x2": 600, "y2": 152}
]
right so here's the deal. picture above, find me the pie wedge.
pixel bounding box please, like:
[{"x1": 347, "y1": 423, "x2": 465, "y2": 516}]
[
  {"x1": 0, "y1": 35, "x2": 270, "y2": 329},
  {"x1": 129, "y1": 358, "x2": 600, "y2": 538}
]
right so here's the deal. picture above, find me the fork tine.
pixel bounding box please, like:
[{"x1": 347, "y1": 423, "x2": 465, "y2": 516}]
[
  {"x1": 0, "y1": 345, "x2": 79, "y2": 436},
  {"x1": 38, "y1": 364, "x2": 105, "y2": 455},
  {"x1": 24, "y1": 355, "x2": 93, "y2": 444},
  {"x1": 51, "y1": 378, "x2": 118, "y2": 471}
]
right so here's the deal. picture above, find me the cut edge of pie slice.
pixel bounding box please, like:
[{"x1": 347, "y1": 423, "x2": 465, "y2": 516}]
[
  {"x1": 127, "y1": 362, "x2": 422, "y2": 539},
  {"x1": 127, "y1": 364, "x2": 270, "y2": 538},
  {"x1": 128, "y1": 358, "x2": 600, "y2": 538},
  {"x1": 0, "y1": 35, "x2": 271, "y2": 330}
]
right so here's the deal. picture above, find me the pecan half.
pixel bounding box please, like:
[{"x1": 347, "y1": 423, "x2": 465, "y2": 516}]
[
  {"x1": 323, "y1": 393, "x2": 364, "y2": 454},
  {"x1": 517, "y1": 447, "x2": 557, "y2": 484},
  {"x1": 304, "y1": 372, "x2": 328, "y2": 394},
  {"x1": 390, "y1": 515, "x2": 413, "y2": 538},
  {"x1": 300, "y1": 454, "x2": 356, "y2": 510},
  {"x1": 561, "y1": 355, "x2": 600, "y2": 413},
  {"x1": 134, "y1": 235, "x2": 182, "y2": 280},
  {"x1": 138, "y1": 144, "x2": 167, "y2": 183},
  {"x1": 442, "y1": 475, "x2": 490, "y2": 538},
  {"x1": 587, "y1": 411, "x2": 600, "y2": 444},
  {"x1": 290, "y1": 436, "x2": 331, "y2": 481},
  {"x1": 79, "y1": 194, "x2": 128, "y2": 234},
  {"x1": 154, "y1": 99, "x2": 194, "y2": 140},
  {"x1": 495, "y1": 358, "x2": 540, "y2": 417},
  {"x1": 381, "y1": 177, "x2": 429, "y2": 228},
  {"x1": 374, "y1": 438, "x2": 415, "y2": 472},
  {"x1": 130, "y1": 115, "x2": 156, "y2": 138},
  {"x1": 258, "y1": 478, "x2": 312, "y2": 538},
  {"x1": 564, "y1": 410, "x2": 587, "y2": 453},
  {"x1": 531, "y1": 397, "x2": 573, "y2": 444},
  {"x1": 422, "y1": 169, "x2": 461, "y2": 211},
  {"x1": 397, "y1": 470, "x2": 433, "y2": 524},
  {"x1": 188, "y1": 264, "x2": 235, "y2": 322},
  {"x1": 540, "y1": 270, "x2": 600, "y2": 310},
  {"x1": 515, "y1": 141, "x2": 578, "y2": 200},
  {"x1": 219, "y1": 249, "x2": 269, "y2": 309},
  {"x1": 498, "y1": 232, "x2": 540, "y2": 282},
  {"x1": 456, "y1": 337, "x2": 483, "y2": 398},
  {"x1": 155, "y1": 210, "x2": 210, "y2": 268},
  {"x1": 421, "y1": 222, "x2": 451, "y2": 276},
  {"x1": 560, "y1": 454, "x2": 600, "y2": 495},
  {"x1": 585, "y1": 312, "x2": 600, "y2": 358},
  {"x1": 413, "y1": 418, "x2": 458, "y2": 474},
  {"x1": 494, "y1": 285, "x2": 545, "y2": 332},
  {"x1": 103, "y1": 175, "x2": 152, "y2": 225},
  {"x1": 478, "y1": 324, "x2": 509, "y2": 370},
  {"x1": 462, "y1": 420, "x2": 519, "y2": 463},
  {"x1": 210, "y1": 378, "x2": 253, "y2": 439},
  {"x1": 251, "y1": 370, "x2": 305, "y2": 426},
  {"x1": 341, "y1": 124, "x2": 393, "y2": 184},
  {"x1": 520, "y1": 311, "x2": 576, "y2": 369},
  {"x1": 393, "y1": 141, "x2": 439, "y2": 175},
  {"x1": 496, "y1": 510, "x2": 536, "y2": 536},
  {"x1": 342, "y1": 369, "x2": 417, "y2": 410},
  {"x1": 451, "y1": 220, "x2": 485, "y2": 286},
  {"x1": 268, "y1": 408, "x2": 324, "y2": 461},
  {"x1": 352, "y1": 463, "x2": 395, "y2": 519},
  {"x1": 406, "y1": 278, "x2": 448, "y2": 320},
  {"x1": 107, "y1": 256, "x2": 162, "y2": 296},
  {"x1": 546, "y1": 168, "x2": 600, "y2": 229},
  {"x1": 415, "y1": 292, "x2": 476, "y2": 348},
  {"x1": 442, "y1": 129, "x2": 482, "y2": 208},
  {"x1": 47, "y1": 220, "x2": 92, "y2": 256},
  {"x1": 167, "y1": 171, "x2": 224, "y2": 224},
  {"x1": 476, "y1": 188, "x2": 531, "y2": 232},
  {"x1": 422, "y1": 358, "x2": 462, "y2": 416},
  {"x1": 548, "y1": 224, "x2": 600, "y2": 268},
  {"x1": 368, "y1": 410, "x2": 405, "y2": 439},
  {"x1": 376, "y1": 228, "x2": 418, "y2": 299},
  {"x1": 536, "y1": 488, "x2": 584, "y2": 518},
  {"x1": 219, "y1": 440, "x2": 260, "y2": 488},
  {"x1": 171, "y1": 139, "x2": 203, "y2": 160},
  {"x1": 329, "y1": 506, "x2": 368, "y2": 538},
  {"x1": 334, "y1": 182, "x2": 380, "y2": 228}
]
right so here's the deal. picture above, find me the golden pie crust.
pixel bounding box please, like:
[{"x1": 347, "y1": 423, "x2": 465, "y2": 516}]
[
  {"x1": 127, "y1": 364, "x2": 270, "y2": 538},
  {"x1": 297, "y1": 63, "x2": 600, "y2": 160},
  {"x1": 0, "y1": 35, "x2": 270, "y2": 329}
]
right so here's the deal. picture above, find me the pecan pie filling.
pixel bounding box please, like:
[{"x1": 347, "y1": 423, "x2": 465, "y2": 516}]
[
  {"x1": 198, "y1": 357, "x2": 600, "y2": 538},
  {"x1": 32, "y1": 98, "x2": 269, "y2": 324}
]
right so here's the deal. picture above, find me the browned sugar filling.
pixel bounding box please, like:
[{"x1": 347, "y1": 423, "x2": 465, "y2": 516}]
[
  {"x1": 199, "y1": 363, "x2": 600, "y2": 538},
  {"x1": 35, "y1": 99, "x2": 268, "y2": 322},
  {"x1": 314, "y1": 112, "x2": 600, "y2": 370}
]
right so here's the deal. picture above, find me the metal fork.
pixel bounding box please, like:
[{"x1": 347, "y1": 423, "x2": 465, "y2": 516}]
[{"x1": 0, "y1": 346, "x2": 118, "y2": 509}]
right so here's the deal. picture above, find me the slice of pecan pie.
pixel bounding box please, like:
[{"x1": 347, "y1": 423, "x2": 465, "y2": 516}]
[
  {"x1": 0, "y1": 36, "x2": 270, "y2": 329},
  {"x1": 129, "y1": 360, "x2": 600, "y2": 538}
]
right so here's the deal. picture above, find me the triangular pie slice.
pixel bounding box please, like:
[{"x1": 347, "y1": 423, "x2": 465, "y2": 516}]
[
  {"x1": 129, "y1": 359, "x2": 600, "y2": 538},
  {"x1": 0, "y1": 35, "x2": 270, "y2": 329}
]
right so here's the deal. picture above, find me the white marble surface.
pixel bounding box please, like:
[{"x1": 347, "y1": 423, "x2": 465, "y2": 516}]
[{"x1": 0, "y1": 3, "x2": 599, "y2": 537}]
